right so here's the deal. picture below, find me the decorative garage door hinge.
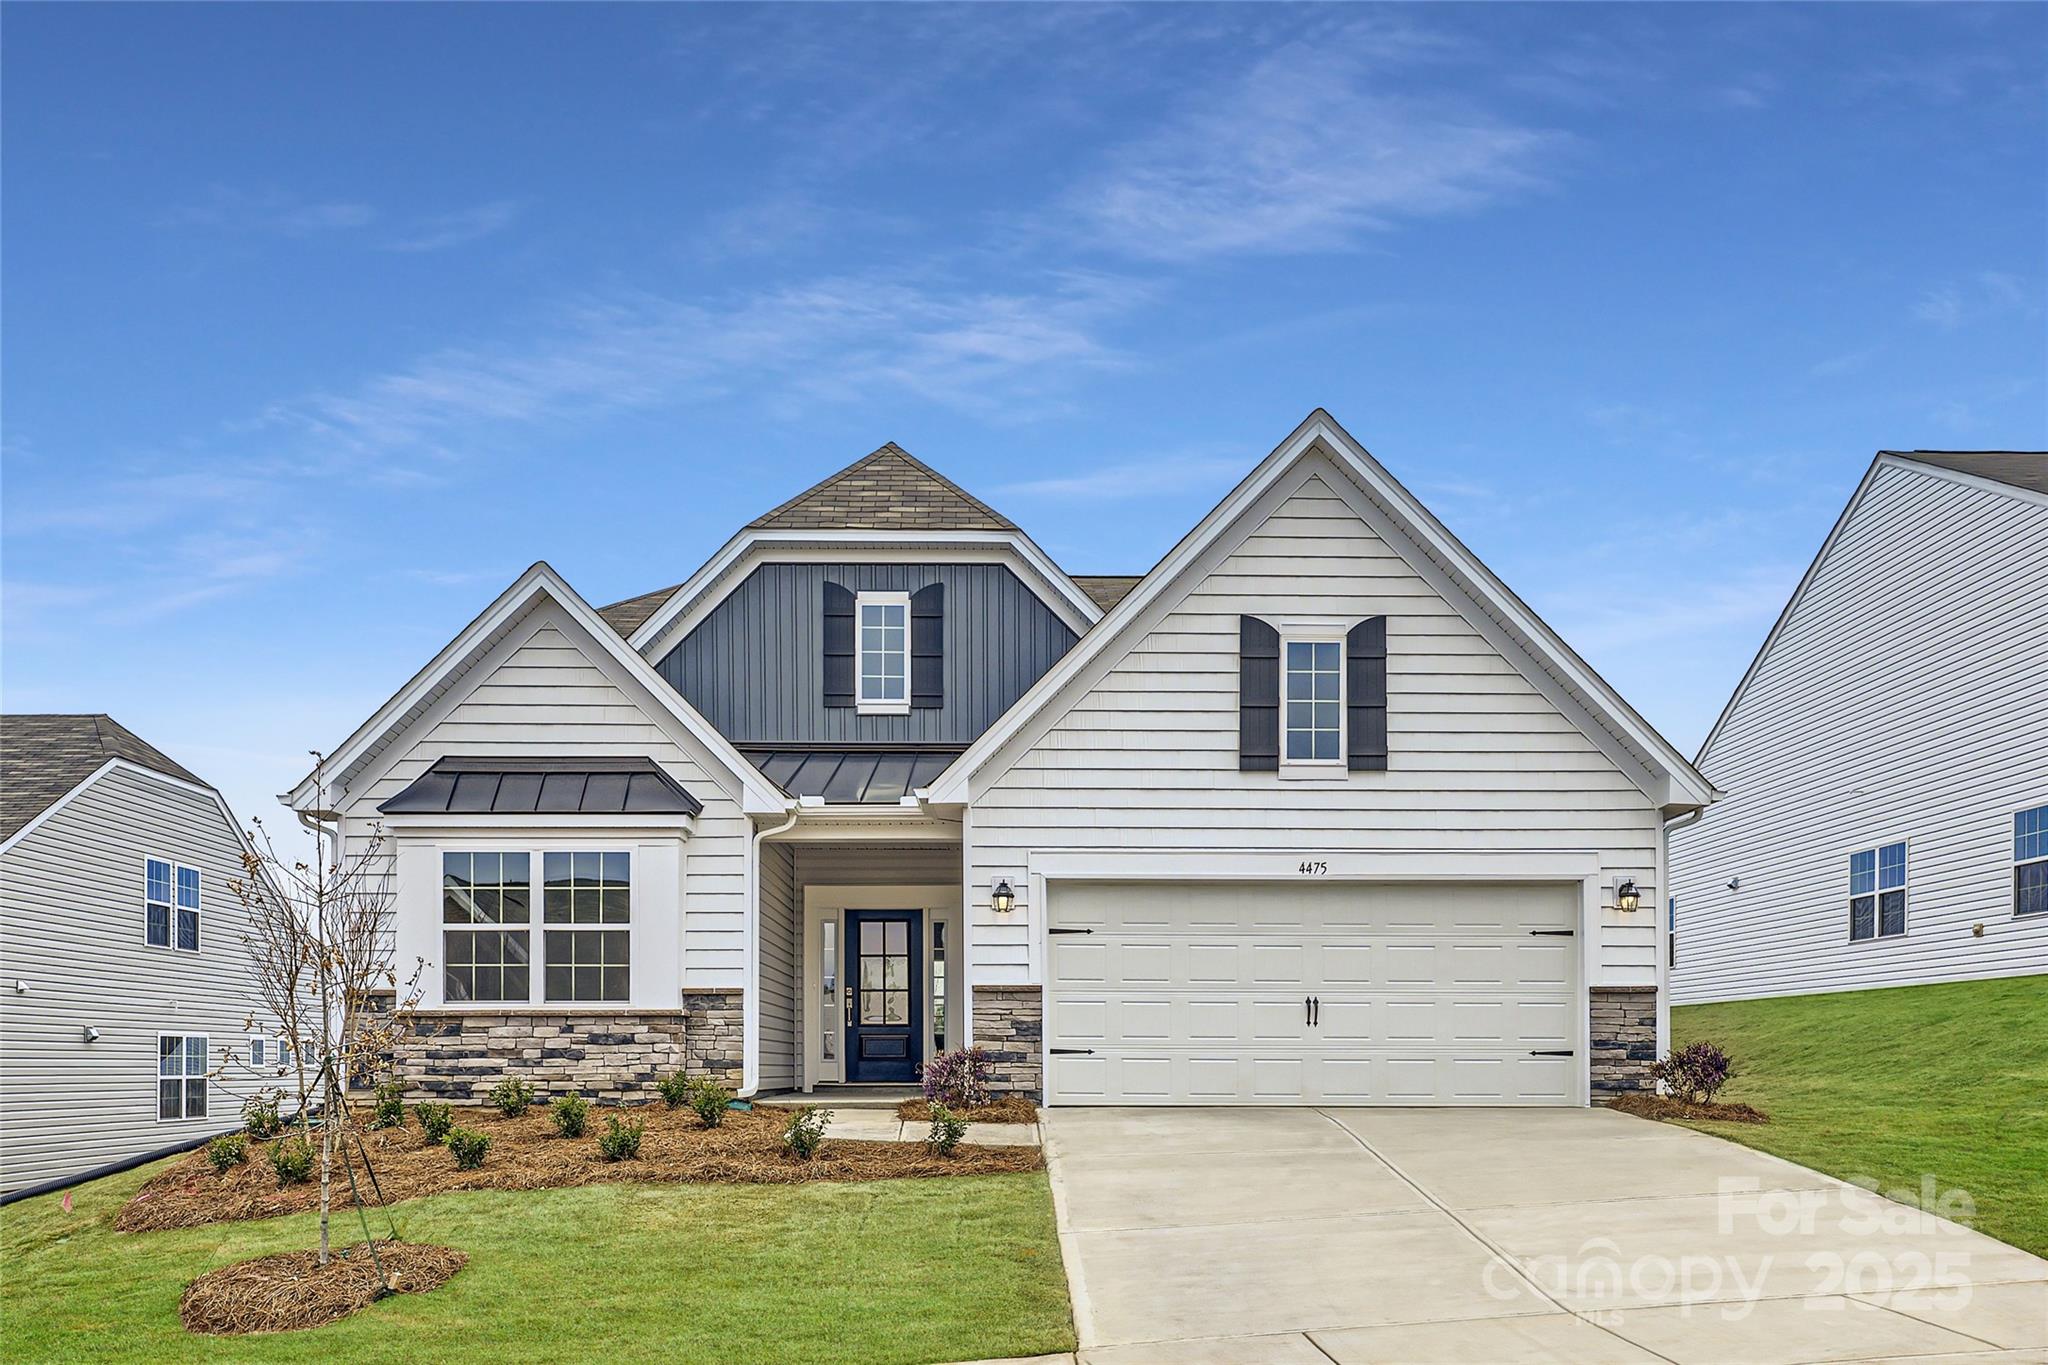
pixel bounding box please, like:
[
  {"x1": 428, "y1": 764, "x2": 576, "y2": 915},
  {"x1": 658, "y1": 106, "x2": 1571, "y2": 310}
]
[
  {"x1": 1049, "y1": 1047, "x2": 1095, "y2": 1055},
  {"x1": 1047, "y1": 927, "x2": 1095, "y2": 935}
]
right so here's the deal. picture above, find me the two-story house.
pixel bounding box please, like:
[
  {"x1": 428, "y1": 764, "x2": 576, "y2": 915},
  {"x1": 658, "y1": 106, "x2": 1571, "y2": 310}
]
[{"x1": 288, "y1": 411, "x2": 1715, "y2": 1108}]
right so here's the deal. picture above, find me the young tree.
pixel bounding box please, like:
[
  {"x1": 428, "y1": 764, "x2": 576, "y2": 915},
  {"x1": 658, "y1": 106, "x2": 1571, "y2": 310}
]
[{"x1": 229, "y1": 752, "x2": 421, "y2": 1264}]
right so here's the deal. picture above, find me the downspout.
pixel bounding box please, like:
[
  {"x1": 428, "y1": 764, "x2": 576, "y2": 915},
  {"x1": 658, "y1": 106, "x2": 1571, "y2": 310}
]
[
  {"x1": 1657, "y1": 806, "x2": 1708, "y2": 1072},
  {"x1": 740, "y1": 803, "x2": 801, "y2": 1098}
]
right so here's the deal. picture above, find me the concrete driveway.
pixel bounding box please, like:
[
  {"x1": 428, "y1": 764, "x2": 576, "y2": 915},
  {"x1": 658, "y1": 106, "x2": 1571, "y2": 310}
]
[{"x1": 1031, "y1": 1107, "x2": 2047, "y2": 1365}]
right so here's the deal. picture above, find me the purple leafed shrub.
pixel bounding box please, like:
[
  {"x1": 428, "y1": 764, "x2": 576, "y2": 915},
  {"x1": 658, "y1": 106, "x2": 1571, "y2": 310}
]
[
  {"x1": 921, "y1": 1046, "x2": 993, "y2": 1110},
  {"x1": 1651, "y1": 1042, "x2": 1733, "y2": 1104}
]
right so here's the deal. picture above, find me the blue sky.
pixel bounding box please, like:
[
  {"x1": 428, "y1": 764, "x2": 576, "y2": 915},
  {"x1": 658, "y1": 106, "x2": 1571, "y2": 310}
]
[{"x1": 5, "y1": 2, "x2": 2044, "y2": 829}]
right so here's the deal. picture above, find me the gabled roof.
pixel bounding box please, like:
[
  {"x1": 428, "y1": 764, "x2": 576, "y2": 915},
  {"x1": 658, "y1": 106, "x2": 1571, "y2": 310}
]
[
  {"x1": 747, "y1": 443, "x2": 1018, "y2": 532},
  {"x1": 923, "y1": 409, "x2": 1718, "y2": 814},
  {"x1": 597, "y1": 583, "x2": 683, "y2": 637},
  {"x1": 1889, "y1": 450, "x2": 2048, "y2": 498},
  {"x1": 1, "y1": 714, "x2": 208, "y2": 842},
  {"x1": 1071, "y1": 575, "x2": 1144, "y2": 613}
]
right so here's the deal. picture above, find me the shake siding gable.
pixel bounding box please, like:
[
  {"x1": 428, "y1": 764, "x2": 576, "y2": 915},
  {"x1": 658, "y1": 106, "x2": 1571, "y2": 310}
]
[
  {"x1": 1670, "y1": 461, "x2": 2048, "y2": 1002},
  {"x1": 965, "y1": 469, "x2": 1662, "y2": 986},
  {"x1": 338, "y1": 600, "x2": 752, "y2": 987}
]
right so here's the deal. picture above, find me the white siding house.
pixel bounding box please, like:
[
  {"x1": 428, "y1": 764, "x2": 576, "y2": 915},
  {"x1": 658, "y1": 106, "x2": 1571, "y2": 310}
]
[
  {"x1": 1669, "y1": 452, "x2": 2048, "y2": 1003},
  {"x1": 0, "y1": 717, "x2": 277, "y2": 1196}
]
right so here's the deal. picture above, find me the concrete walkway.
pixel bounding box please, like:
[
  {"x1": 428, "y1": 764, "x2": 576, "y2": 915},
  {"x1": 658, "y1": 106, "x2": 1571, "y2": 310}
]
[
  {"x1": 1022, "y1": 1106, "x2": 2047, "y2": 1365},
  {"x1": 824, "y1": 1108, "x2": 1040, "y2": 1147}
]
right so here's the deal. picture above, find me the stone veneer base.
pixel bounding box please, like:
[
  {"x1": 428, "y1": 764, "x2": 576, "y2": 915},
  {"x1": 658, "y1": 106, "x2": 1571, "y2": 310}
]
[
  {"x1": 1589, "y1": 985, "x2": 1659, "y2": 1097},
  {"x1": 972, "y1": 986, "x2": 1042, "y2": 1098},
  {"x1": 396, "y1": 990, "x2": 743, "y2": 1104}
]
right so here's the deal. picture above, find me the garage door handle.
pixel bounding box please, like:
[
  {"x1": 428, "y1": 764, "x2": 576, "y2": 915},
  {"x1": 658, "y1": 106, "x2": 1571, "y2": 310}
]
[
  {"x1": 1311, "y1": 996, "x2": 1320, "y2": 1027},
  {"x1": 1048, "y1": 928, "x2": 1094, "y2": 936},
  {"x1": 1050, "y1": 1047, "x2": 1094, "y2": 1056},
  {"x1": 1530, "y1": 1049, "x2": 1575, "y2": 1057},
  {"x1": 1530, "y1": 929, "x2": 1575, "y2": 937}
]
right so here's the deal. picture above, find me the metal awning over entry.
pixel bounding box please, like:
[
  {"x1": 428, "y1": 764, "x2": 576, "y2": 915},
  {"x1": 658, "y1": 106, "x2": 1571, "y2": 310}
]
[{"x1": 743, "y1": 747, "x2": 960, "y2": 805}]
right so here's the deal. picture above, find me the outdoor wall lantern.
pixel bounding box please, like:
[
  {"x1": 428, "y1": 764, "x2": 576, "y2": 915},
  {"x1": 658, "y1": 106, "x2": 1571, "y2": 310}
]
[
  {"x1": 991, "y1": 879, "x2": 1016, "y2": 914},
  {"x1": 1616, "y1": 879, "x2": 1642, "y2": 913}
]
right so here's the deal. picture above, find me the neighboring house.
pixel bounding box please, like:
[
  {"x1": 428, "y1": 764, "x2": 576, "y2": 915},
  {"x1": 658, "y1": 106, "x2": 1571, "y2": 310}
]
[
  {"x1": 0, "y1": 715, "x2": 281, "y2": 1196},
  {"x1": 1670, "y1": 451, "x2": 2048, "y2": 1004},
  {"x1": 287, "y1": 411, "x2": 1714, "y2": 1109}
]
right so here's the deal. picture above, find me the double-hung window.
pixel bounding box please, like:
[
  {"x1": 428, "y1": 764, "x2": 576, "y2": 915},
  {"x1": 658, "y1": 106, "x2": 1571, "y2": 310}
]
[
  {"x1": 145, "y1": 858, "x2": 201, "y2": 951},
  {"x1": 856, "y1": 591, "x2": 910, "y2": 713},
  {"x1": 543, "y1": 852, "x2": 631, "y2": 1002},
  {"x1": 1282, "y1": 638, "x2": 1344, "y2": 765},
  {"x1": 158, "y1": 1034, "x2": 208, "y2": 1120},
  {"x1": 2016, "y1": 805, "x2": 2048, "y2": 917},
  {"x1": 1848, "y1": 841, "x2": 1908, "y2": 941},
  {"x1": 443, "y1": 852, "x2": 532, "y2": 1003}
]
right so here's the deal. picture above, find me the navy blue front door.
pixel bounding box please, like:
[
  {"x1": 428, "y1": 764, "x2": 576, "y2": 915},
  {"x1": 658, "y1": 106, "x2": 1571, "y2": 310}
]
[{"x1": 846, "y1": 910, "x2": 921, "y2": 1083}]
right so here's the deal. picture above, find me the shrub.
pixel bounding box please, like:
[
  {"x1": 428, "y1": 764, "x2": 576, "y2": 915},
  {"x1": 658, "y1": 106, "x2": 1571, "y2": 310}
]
[
  {"x1": 1652, "y1": 1041, "x2": 1734, "y2": 1104},
  {"x1": 782, "y1": 1106, "x2": 831, "y2": 1161},
  {"x1": 597, "y1": 1115, "x2": 644, "y2": 1162},
  {"x1": 656, "y1": 1072, "x2": 693, "y2": 1109},
  {"x1": 921, "y1": 1047, "x2": 993, "y2": 1111},
  {"x1": 371, "y1": 1080, "x2": 406, "y2": 1130},
  {"x1": 688, "y1": 1077, "x2": 734, "y2": 1129},
  {"x1": 488, "y1": 1076, "x2": 534, "y2": 1117},
  {"x1": 416, "y1": 1101, "x2": 455, "y2": 1144},
  {"x1": 551, "y1": 1092, "x2": 590, "y2": 1138},
  {"x1": 206, "y1": 1134, "x2": 248, "y2": 1174},
  {"x1": 241, "y1": 1091, "x2": 283, "y2": 1140},
  {"x1": 925, "y1": 1103, "x2": 969, "y2": 1157},
  {"x1": 447, "y1": 1127, "x2": 492, "y2": 1170},
  {"x1": 269, "y1": 1135, "x2": 314, "y2": 1187}
]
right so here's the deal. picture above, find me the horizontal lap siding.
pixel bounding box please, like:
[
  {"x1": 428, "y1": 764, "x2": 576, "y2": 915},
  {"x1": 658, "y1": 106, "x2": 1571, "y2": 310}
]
[
  {"x1": 0, "y1": 768, "x2": 269, "y2": 1192},
  {"x1": 968, "y1": 474, "x2": 1659, "y2": 987},
  {"x1": 340, "y1": 607, "x2": 751, "y2": 989},
  {"x1": 1671, "y1": 465, "x2": 2048, "y2": 1003}
]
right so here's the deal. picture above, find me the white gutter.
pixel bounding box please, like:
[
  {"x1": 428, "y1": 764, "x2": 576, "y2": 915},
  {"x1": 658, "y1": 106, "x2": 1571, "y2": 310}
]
[{"x1": 739, "y1": 803, "x2": 801, "y2": 1098}]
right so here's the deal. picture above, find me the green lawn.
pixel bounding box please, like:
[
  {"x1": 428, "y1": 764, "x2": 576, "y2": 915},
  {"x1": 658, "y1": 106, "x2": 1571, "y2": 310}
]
[
  {"x1": 1673, "y1": 973, "x2": 2048, "y2": 1257},
  {"x1": 1, "y1": 1165, "x2": 1074, "y2": 1364}
]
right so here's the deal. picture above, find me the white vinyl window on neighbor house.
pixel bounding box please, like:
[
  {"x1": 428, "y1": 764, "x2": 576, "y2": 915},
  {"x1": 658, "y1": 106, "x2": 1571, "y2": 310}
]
[
  {"x1": 1848, "y1": 841, "x2": 1908, "y2": 941},
  {"x1": 158, "y1": 1034, "x2": 208, "y2": 1120},
  {"x1": 442, "y1": 850, "x2": 631, "y2": 1005},
  {"x1": 145, "y1": 857, "x2": 201, "y2": 952},
  {"x1": 856, "y1": 591, "x2": 910, "y2": 713},
  {"x1": 2016, "y1": 804, "x2": 2048, "y2": 917},
  {"x1": 1282, "y1": 638, "x2": 1344, "y2": 764}
]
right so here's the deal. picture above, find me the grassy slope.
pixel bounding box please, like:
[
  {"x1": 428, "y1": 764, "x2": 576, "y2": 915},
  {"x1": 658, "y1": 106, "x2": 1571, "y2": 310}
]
[
  {"x1": 1673, "y1": 973, "x2": 2048, "y2": 1257},
  {"x1": 2, "y1": 1166, "x2": 1074, "y2": 1364}
]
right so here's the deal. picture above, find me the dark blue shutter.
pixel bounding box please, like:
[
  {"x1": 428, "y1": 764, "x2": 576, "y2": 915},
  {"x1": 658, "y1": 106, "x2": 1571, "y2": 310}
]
[
  {"x1": 1238, "y1": 615, "x2": 1280, "y2": 771},
  {"x1": 1347, "y1": 615, "x2": 1387, "y2": 771},
  {"x1": 822, "y1": 582, "x2": 855, "y2": 708},
  {"x1": 910, "y1": 583, "x2": 944, "y2": 710}
]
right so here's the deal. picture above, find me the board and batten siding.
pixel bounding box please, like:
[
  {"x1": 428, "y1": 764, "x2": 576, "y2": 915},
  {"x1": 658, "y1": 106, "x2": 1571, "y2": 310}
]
[
  {"x1": 757, "y1": 843, "x2": 797, "y2": 1091},
  {"x1": 0, "y1": 766, "x2": 270, "y2": 1193},
  {"x1": 335, "y1": 598, "x2": 753, "y2": 991},
  {"x1": 1669, "y1": 461, "x2": 2048, "y2": 1003},
  {"x1": 657, "y1": 562, "x2": 1077, "y2": 745},
  {"x1": 964, "y1": 471, "x2": 1662, "y2": 987}
]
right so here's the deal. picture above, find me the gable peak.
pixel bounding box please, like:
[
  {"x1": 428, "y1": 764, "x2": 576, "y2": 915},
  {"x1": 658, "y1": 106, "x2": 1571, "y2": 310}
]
[{"x1": 746, "y1": 443, "x2": 1018, "y2": 533}]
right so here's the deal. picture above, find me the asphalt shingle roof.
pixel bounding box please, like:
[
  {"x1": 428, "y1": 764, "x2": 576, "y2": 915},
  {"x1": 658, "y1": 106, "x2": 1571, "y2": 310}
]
[
  {"x1": 596, "y1": 583, "x2": 683, "y2": 637},
  {"x1": 1, "y1": 714, "x2": 208, "y2": 842},
  {"x1": 1894, "y1": 450, "x2": 2048, "y2": 497},
  {"x1": 746, "y1": 443, "x2": 1018, "y2": 532},
  {"x1": 1071, "y1": 575, "x2": 1143, "y2": 612}
]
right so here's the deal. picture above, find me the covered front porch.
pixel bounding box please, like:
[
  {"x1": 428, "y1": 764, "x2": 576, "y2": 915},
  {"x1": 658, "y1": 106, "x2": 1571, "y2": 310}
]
[{"x1": 755, "y1": 813, "x2": 965, "y2": 1096}]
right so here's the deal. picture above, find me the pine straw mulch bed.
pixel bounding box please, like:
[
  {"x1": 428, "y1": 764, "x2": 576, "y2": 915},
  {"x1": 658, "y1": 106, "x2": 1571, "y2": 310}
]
[
  {"x1": 1608, "y1": 1093, "x2": 1770, "y2": 1124},
  {"x1": 119, "y1": 1105, "x2": 1044, "y2": 1234},
  {"x1": 180, "y1": 1240, "x2": 464, "y2": 1336},
  {"x1": 894, "y1": 1095, "x2": 1040, "y2": 1124}
]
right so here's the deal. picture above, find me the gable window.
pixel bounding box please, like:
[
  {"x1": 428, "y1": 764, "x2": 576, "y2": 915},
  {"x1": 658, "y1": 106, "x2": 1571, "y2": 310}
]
[
  {"x1": 2016, "y1": 805, "x2": 2048, "y2": 917},
  {"x1": 145, "y1": 858, "x2": 200, "y2": 951},
  {"x1": 443, "y1": 852, "x2": 532, "y2": 1003},
  {"x1": 158, "y1": 1034, "x2": 208, "y2": 1120},
  {"x1": 1849, "y1": 841, "x2": 1908, "y2": 941},
  {"x1": 543, "y1": 851, "x2": 631, "y2": 1002},
  {"x1": 1282, "y1": 639, "x2": 1344, "y2": 764},
  {"x1": 856, "y1": 591, "x2": 910, "y2": 713}
]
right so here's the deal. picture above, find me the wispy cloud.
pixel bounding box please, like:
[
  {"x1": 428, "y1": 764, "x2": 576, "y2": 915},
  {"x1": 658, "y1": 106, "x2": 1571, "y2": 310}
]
[
  {"x1": 383, "y1": 199, "x2": 521, "y2": 253},
  {"x1": 1914, "y1": 271, "x2": 2039, "y2": 330},
  {"x1": 1542, "y1": 563, "x2": 1801, "y2": 653},
  {"x1": 996, "y1": 453, "x2": 1242, "y2": 501},
  {"x1": 161, "y1": 186, "x2": 377, "y2": 236},
  {"x1": 1914, "y1": 286, "x2": 1965, "y2": 330},
  {"x1": 1065, "y1": 35, "x2": 1562, "y2": 261}
]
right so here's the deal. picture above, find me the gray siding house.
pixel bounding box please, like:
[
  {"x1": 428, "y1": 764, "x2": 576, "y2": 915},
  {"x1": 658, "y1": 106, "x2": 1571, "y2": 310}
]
[
  {"x1": 0, "y1": 716, "x2": 278, "y2": 1195},
  {"x1": 289, "y1": 414, "x2": 1715, "y2": 1110},
  {"x1": 1669, "y1": 452, "x2": 2048, "y2": 1003}
]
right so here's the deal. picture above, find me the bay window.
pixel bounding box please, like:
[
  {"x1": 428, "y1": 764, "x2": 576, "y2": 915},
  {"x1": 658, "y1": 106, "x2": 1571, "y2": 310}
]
[{"x1": 440, "y1": 849, "x2": 631, "y2": 1004}]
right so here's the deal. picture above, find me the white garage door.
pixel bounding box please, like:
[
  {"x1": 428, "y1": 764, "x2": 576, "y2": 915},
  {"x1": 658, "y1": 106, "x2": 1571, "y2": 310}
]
[{"x1": 1045, "y1": 880, "x2": 1582, "y2": 1106}]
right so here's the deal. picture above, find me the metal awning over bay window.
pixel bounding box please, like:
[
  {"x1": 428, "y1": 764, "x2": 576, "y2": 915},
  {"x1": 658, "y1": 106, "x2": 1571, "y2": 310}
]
[{"x1": 378, "y1": 757, "x2": 702, "y2": 817}]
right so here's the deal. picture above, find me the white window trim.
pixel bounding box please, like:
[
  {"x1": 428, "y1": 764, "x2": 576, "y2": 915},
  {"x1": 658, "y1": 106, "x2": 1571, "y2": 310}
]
[
  {"x1": 144, "y1": 855, "x2": 201, "y2": 953},
  {"x1": 1278, "y1": 632, "x2": 1347, "y2": 772},
  {"x1": 156, "y1": 1031, "x2": 210, "y2": 1123},
  {"x1": 2015, "y1": 804, "x2": 2048, "y2": 918},
  {"x1": 439, "y1": 845, "x2": 635, "y2": 1007},
  {"x1": 1847, "y1": 840, "x2": 1909, "y2": 943},
  {"x1": 855, "y1": 590, "x2": 912, "y2": 715}
]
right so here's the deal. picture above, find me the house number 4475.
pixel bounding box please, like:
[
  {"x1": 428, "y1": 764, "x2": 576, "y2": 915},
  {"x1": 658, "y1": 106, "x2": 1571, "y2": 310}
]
[{"x1": 1298, "y1": 860, "x2": 1328, "y2": 876}]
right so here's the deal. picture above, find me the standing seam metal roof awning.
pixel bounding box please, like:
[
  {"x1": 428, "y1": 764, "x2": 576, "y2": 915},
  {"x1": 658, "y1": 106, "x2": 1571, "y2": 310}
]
[
  {"x1": 378, "y1": 757, "x2": 702, "y2": 816},
  {"x1": 743, "y1": 748, "x2": 961, "y2": 805}
]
